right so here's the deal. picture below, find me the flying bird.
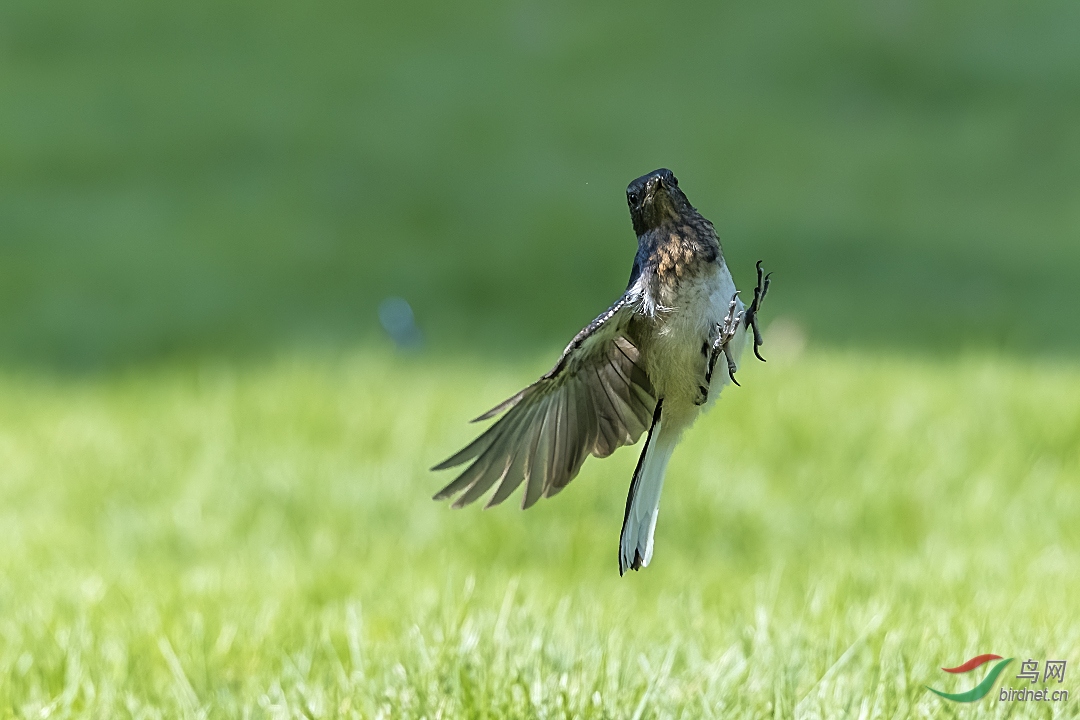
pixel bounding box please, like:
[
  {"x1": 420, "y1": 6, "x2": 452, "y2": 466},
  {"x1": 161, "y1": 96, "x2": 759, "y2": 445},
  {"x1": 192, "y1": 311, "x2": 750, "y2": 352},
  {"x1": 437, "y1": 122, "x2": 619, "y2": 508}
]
[{"x1": 433, "y1": 169, "x2": 770, "y2": 574}]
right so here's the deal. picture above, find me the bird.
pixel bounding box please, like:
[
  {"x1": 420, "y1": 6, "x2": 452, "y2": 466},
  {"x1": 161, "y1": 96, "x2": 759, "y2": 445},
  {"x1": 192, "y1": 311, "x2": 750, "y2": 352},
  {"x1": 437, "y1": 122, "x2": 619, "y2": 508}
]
[{"x1": 432, "y1": 168, "x2": 770, "y2": 574}]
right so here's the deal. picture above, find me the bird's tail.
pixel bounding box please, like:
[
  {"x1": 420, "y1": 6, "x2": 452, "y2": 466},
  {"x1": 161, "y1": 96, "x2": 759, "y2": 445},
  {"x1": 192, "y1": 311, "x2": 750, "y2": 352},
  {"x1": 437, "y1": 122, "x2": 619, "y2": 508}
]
[{"x1": 619, "y1": 399, "x2": 677, "y2": 575}]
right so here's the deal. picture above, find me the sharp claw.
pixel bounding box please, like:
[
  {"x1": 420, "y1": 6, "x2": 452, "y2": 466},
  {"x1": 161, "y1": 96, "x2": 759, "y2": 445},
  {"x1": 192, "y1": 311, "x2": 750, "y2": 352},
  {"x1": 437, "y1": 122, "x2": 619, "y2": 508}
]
[
  {"x1": 751, "y1": 310, "x2": 766, "y2": 362},
  {"x1": 724, "y1": 292, "x2": 740, "y2": 331},
  {"x1": 745, "y1": 261, "x2": 771, "y2": 363},
  {"x1": 725, "y1": 348, "x2": 740, "y2": 386},
  {"x1": 753, "y1": 342, "x2": 767, "y2": 363}
]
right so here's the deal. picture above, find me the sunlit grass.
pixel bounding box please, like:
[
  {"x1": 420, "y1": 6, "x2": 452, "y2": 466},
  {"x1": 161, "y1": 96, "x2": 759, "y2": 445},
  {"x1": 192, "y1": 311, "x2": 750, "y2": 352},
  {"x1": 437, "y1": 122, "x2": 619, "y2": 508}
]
[{"x1": 0, "y1": 348, "x2": 1077, "y2": 718}]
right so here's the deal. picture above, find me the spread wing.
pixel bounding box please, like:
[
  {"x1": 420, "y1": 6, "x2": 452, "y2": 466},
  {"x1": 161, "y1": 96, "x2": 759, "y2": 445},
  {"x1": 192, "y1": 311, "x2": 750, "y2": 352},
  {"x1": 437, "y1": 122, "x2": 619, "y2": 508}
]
[{"x1": 433, "y1": 293, "x2": 657, "y2": 510}]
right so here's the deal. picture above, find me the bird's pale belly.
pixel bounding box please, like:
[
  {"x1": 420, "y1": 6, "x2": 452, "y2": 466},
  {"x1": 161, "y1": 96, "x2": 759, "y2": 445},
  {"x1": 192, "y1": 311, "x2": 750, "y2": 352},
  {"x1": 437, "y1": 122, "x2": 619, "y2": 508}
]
[{"x1": 643, "y1": 264, "x2": 746, "y2": 430}]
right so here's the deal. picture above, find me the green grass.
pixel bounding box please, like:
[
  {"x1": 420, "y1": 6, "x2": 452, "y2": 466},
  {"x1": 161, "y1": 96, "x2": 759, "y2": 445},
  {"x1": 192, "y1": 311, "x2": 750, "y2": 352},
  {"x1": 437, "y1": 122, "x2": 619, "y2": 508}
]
[{"x1": 1, "y1": 347, "x2": 1077, "y2": 717}]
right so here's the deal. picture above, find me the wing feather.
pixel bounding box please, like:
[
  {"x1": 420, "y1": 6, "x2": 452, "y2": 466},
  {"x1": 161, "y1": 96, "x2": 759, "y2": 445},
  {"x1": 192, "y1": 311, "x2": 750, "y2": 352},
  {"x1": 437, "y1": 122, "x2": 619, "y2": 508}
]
[
  {"x1": 430, "y1": 419, "x2": 503, "y2": 471},
  {"x1": 533, "y1": 389, "x2": 567, "y2": 508},
  {"x1": 589, "y1": 364, "x2": 620, "y2": 458},
  {"x1": 485, "y1": 397, "x2": 549, "y2": 508},
  {"x1": 433, "y1": 292, "x2": 657, "y2": 509},
  {"x1": 596, "y1": 360, "x2": 639, "y2": 441},
  {"x1": 442, "y1": 400, "x2": 539, "y2": 506},
  {"x1": 603, "y1": 358, "x2": 646, "y2": 437}
]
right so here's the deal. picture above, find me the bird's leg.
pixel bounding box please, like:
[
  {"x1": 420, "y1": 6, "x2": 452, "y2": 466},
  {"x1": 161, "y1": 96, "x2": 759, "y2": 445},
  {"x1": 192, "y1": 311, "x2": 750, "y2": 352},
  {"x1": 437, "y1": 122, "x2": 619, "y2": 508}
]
[
  {"x1": 699, "y1": 293, "x2": 744, "y2": 403},
  {"x1": 718, "y1": 294, "x2": 744, "y2": 387},
  {"x1": 744, "y1": 260, "x2": 772, "y2": 362}
]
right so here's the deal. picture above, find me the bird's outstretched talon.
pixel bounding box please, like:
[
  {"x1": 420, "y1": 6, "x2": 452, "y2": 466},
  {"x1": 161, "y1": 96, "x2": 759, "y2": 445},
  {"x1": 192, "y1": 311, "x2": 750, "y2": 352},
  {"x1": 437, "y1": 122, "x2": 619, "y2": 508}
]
[
  {"x1": 705, "y1": 292, "x2": 744, "y2": 387},
  {"x1": 712, "y1": 293, "x2": 743, "y2": 352},
  {"x1": 744, "y1": 261, "x2": 772, "y2": 362}
]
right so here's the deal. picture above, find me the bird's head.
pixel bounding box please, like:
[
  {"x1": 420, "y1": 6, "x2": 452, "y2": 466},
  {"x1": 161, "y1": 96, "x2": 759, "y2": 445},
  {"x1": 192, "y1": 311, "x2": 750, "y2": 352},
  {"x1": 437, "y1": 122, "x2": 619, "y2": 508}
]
[{"x1": 626, "y1": 168, "x2": 690, "y2": 235}]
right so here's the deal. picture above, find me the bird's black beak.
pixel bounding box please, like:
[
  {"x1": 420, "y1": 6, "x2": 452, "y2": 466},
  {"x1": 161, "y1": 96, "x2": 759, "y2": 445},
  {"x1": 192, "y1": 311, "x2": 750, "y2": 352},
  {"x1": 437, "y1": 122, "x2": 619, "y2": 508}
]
[{"x1": 643, "y1": 176, "x2": 664, "y2": 204}]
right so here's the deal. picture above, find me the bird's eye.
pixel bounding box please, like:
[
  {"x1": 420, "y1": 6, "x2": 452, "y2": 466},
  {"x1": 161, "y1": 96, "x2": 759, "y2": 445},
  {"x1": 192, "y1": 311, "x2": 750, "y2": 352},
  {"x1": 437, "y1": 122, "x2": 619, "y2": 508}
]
[{"x1": 628, "y1": 192, "x2": 639, "y2": 205}]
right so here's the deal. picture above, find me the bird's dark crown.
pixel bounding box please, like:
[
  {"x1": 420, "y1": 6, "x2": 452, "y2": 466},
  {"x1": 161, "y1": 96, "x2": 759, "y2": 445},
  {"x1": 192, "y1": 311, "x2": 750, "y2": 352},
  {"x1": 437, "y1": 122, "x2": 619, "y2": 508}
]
[{"x1": 626, "y1": 168, "x2": 690, "y2": 236}]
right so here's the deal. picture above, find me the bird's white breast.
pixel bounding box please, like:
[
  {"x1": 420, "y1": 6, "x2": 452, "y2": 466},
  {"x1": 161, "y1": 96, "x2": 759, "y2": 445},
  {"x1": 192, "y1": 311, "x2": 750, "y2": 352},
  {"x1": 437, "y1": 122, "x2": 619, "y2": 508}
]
[{"x1": 641, "y1": 261, "x2": 746, "y2": 431}]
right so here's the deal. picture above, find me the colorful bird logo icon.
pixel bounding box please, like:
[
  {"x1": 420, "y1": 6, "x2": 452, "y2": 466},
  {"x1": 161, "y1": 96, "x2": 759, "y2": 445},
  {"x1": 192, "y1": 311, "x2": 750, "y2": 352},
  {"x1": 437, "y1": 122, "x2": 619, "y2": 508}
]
[{"x1": 926, "y1": 654, "x2": 1014, "y2": 702}]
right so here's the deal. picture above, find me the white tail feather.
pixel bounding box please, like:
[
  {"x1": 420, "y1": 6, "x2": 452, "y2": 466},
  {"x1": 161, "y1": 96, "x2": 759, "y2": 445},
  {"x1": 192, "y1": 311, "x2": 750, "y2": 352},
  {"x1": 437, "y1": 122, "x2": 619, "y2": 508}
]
[{"x1": 619, "y1": 407, "x2": 677, "y2": 574}]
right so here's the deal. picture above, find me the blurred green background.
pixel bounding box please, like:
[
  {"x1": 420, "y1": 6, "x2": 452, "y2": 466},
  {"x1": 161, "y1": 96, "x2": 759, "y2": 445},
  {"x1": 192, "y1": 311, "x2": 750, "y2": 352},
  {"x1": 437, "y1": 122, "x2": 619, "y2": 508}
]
[
  {"x1": 3, "y1": 0, "x2": 1079, "y2": 369},
  {"x1": 3, "y1": 1, "x2": 1080, "y2": 715}
]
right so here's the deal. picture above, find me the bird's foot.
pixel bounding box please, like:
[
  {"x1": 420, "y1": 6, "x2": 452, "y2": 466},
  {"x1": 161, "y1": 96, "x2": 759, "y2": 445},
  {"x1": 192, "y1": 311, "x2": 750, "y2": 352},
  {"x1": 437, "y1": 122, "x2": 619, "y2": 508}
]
[
  {"x1": 744, "y1": 260, "x2": 772, "y2": 362},
  {"x1": 704, "y1": 293, "x2": 745, "y2": 390}
]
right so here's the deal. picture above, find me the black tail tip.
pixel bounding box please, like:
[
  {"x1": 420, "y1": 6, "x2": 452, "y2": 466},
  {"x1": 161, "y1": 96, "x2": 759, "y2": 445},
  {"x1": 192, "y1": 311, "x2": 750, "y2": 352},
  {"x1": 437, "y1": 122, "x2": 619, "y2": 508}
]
[{"x1": 618, "y1": 551, "x2": 645, "y2": 576}]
